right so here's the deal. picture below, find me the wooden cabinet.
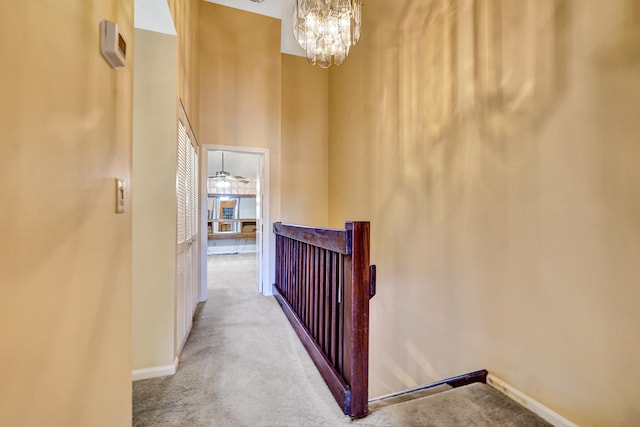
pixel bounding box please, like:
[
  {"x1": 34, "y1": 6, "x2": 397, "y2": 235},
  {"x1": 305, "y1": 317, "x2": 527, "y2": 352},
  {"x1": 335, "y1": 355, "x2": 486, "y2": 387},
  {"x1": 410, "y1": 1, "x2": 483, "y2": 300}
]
[
  {"x1": 207, "y1": 194, "x2": 257, "y2": 240},
  {"x1": 207, "y1": 219, "x2": 256, "y2": 240}
]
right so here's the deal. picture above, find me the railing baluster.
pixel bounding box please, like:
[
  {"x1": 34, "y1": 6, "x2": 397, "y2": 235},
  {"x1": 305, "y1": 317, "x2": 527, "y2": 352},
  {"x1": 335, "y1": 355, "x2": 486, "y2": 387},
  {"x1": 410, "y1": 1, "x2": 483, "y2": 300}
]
[
  {"x1": 293, "y1": 241, "x2": 302, "y2": 313},
  {"x1": 310, "y1": 246, "x2": 316, "y2": 336},
  {"x1": 291, "y1": 241, "x2": 295, "y2": 309},
  {"x1": 331, "y1": 252, "x2": 339, "y2": 367},
  {"x1": 298, "y1": 241, "x2": 303, "y2": 317},
  {"x1": 272, "y1": 222, "x2": 372, "y2": 419},
  {"x1": 333, "y1": 254, "x2": 345, "y2": 372},
  {"x1": 314, "y1": 247, "x2": 318, "y2": 333},
  {"x1": 306, "y1": 243, "x2": 311, "y2": 329},
  {"x1": 318, "y1": 248, "x2": 324, "y2": 352},
  {"x1": 323, "y1": 248, "x2": 331, "y2": 356}
]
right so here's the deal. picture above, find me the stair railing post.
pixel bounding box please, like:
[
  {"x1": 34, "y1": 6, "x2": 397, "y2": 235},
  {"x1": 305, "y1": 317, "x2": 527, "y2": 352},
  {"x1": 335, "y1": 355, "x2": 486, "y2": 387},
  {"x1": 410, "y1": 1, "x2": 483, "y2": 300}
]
[{"x1": 343, "y1": 221, "x2": 370, "y2": 418}]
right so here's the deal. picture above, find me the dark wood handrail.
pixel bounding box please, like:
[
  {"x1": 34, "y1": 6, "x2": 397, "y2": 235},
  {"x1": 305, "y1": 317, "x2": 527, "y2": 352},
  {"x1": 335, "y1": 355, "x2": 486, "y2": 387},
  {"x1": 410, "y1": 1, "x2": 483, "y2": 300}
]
[
  {"x1": 273, "y1": 223, "x2": 349, "y2": 253},
  {"x1": 273, "y1": 221, "x2": 374, "y2": 419}
]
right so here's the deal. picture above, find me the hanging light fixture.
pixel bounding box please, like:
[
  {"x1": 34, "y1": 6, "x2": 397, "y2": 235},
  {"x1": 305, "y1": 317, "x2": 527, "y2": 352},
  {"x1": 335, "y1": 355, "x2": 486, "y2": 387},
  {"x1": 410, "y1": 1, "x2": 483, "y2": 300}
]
[
  {"x1": 293, "y1": 0, "x2": 362, "y2": 68},
  {"x1": 209, "y1": 152, "x2": 249, "y2": 189}
]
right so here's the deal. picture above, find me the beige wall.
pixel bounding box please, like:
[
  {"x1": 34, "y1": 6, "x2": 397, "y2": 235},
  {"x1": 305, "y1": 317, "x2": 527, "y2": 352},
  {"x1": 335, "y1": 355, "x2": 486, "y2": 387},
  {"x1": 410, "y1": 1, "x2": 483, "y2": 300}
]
[
  {"x1": 168, "y1": 0, "x2": 201, "y2": 137},
  {"x1": 328, "y1": 1, "x2": 640, "y2": 426},
  {"x1": 281, "y1": 54, "x2": 330, "y2": 227},
  {"x1": 132, "y1": 0, "x2": 200, "y2": 375},
  {"x1": 0, "y1": 1, "x2": 133, "y2": 426},
  {"x1": 199, "y1": 3, "x2": 282, "y2": 285},
  {"x1": 199, "y1": 3, "x2": 281, "y2": 154},
  {"x1": 132, "y1": 29, "x2": 178, "y2": 372},
  {"x1": 199, "y1": 4, "x2": 334, "y2": 286}
]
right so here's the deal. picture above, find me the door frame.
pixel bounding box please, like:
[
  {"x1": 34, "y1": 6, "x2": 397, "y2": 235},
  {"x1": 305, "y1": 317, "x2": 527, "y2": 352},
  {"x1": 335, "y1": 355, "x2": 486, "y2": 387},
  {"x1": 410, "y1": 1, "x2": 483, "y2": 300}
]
[{"x1": 199, "y1": 145, "x2": 271, "y2": 300}]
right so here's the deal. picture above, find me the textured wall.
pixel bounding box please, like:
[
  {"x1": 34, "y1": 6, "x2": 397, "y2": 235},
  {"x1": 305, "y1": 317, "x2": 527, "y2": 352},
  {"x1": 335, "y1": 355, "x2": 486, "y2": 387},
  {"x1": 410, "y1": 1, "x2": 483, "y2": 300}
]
[
  {"x1": 328, "y1": 1, "x2": 640, "y2": 426},
  {"x1": 0, "y1": 1, "x2": 134, "y2": 425}
]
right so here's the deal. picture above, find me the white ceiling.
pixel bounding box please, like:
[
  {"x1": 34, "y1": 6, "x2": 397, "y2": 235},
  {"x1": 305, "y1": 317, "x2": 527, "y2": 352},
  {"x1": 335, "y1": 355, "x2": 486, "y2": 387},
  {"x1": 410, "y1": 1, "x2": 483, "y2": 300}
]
[
  {"x1": 205, "y1": 0, "x2": 289, "y2": 20},
  {"x1": 135, "y1": 0, "x2": 304, "y2": 56},
  {"x1": 208, "y1": 150, "x2": 261, "y2": 179},
  {"x1": 134, "y1": 0, "x2": 177, "y2": 35}
]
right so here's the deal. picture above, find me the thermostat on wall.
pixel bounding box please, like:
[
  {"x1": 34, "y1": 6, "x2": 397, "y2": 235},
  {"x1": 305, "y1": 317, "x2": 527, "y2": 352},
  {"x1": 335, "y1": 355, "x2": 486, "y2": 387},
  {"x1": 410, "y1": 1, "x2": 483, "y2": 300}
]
[{"x1": 100, "y1": 19, "x2": 126, "y2": 69}]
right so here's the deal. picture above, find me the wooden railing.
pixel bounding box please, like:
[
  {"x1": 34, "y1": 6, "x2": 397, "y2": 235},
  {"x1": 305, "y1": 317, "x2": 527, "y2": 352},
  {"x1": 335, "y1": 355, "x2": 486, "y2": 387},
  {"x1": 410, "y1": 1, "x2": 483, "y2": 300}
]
[{"x1": 273, "y1": 221, "x2": 376, "y2": 419}]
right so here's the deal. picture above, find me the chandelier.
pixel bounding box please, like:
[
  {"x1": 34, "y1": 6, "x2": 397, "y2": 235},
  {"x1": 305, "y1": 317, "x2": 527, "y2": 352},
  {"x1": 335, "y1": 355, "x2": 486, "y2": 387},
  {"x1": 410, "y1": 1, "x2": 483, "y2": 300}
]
[{"x1": 293, "y1": 0, "x2": 362, "y2": 68}]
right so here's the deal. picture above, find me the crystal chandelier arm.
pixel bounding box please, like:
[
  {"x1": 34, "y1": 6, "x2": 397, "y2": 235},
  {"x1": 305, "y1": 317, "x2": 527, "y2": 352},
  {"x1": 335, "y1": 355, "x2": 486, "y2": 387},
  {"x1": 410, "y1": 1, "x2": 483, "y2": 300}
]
[{"x1": 293, "y1": 0, "x2": 362, "y2": 68}]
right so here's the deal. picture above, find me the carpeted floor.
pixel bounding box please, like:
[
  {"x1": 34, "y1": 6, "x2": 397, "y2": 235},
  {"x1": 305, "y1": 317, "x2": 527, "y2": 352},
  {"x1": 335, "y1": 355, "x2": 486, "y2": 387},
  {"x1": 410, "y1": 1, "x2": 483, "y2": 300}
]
[
  {"x1": 134, "y1": 253, "x2": 349, "y2": 426},
  {"x1": 133, "y1": 253, "x2": 553, "y2": 427}
]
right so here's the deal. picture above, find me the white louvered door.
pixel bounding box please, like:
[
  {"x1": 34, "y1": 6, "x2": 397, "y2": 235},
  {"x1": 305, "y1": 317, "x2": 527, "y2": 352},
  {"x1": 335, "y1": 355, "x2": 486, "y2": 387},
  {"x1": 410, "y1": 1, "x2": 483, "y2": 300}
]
[{"x1": 176, "y1": 112, "x2": 199, "y2": 354}]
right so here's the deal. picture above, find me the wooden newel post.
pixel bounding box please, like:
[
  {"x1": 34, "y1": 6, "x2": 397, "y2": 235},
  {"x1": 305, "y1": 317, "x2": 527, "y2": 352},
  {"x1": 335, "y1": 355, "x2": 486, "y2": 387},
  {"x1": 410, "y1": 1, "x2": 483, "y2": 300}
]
[{"x1": 343, "y1": 221, "x2": 370, "y2": 418}]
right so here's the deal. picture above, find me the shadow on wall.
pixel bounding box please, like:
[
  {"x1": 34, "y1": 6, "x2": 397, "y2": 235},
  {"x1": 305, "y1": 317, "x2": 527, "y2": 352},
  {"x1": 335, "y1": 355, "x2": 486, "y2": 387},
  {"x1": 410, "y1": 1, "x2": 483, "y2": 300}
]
[
  {"x1": 592, "y1": 0, "x2": 640, "y2": 70},
  {"x1": 367, "y1": 0, "x2": 570, "y2": 210},
  {"x1": 355, "y1": 0, "x2": 571, "y2": 392},
  {"x1": 473, "y1": 0, "x2": 570, "y2": 143}
]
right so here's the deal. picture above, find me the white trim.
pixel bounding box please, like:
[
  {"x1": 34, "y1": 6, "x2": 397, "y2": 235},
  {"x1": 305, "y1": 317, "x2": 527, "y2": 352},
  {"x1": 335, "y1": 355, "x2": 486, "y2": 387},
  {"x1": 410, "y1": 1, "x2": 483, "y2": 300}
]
[
  {"x1": 259, "y1": 149, "x2": 272, "y2": 296},
  {"x1": 199, "y1": 144, "x2": 209, "y2": 303},
  {"x1": 132, "y1": 357, "x2": 180, "y2": 381},
  {"x1": 368, "y1": 383, "x2": 452, "y2": 404},
  {"x1": 487, "y1": 374, "x2": 580, "y2": 427}
]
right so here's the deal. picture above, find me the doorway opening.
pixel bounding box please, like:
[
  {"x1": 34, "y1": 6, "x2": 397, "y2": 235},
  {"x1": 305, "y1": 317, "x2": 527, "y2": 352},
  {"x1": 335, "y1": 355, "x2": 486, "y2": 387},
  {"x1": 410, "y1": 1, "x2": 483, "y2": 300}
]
[{"x1": 200, "y1": 146, "x2": 270, "y2": 302}]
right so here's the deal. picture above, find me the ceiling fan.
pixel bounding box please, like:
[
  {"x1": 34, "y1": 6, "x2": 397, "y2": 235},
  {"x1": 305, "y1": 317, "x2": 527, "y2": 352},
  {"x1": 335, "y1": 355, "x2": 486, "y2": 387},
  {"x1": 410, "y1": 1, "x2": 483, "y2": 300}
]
[{"x1": 208, "y1": 151, "x2": 249, "y2": 188}]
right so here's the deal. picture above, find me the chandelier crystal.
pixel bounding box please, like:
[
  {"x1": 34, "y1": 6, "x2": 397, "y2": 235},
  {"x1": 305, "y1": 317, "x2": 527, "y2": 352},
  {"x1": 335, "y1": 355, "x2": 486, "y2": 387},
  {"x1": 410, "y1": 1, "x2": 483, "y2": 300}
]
[{"x1": 293, "y1": 0, "x2": 362, "y2": 68}]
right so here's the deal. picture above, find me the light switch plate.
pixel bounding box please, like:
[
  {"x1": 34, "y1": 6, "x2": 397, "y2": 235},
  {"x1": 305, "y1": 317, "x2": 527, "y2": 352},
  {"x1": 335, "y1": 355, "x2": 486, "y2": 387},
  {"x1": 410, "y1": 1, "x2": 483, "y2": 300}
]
[{"x1": 115, "y1": 179, "x2": 125, "y2": 213}]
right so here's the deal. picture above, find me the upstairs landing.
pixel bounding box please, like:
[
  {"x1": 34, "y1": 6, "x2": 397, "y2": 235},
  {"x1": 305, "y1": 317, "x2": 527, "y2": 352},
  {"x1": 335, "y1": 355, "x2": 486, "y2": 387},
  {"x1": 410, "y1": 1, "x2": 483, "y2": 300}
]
[{"x1": 364, "y1": 382, "x2": 553, "y2": 426}]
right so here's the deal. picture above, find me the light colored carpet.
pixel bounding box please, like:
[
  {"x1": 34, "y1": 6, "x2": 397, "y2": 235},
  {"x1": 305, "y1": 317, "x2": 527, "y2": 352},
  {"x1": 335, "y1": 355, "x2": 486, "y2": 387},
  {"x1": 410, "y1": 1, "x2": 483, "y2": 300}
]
[
  {"x1": 362, "y1": 383, "x2": 553, "y2": 427},
  {"x1": 133, "y1": 253, "x2": 553, "y2": 427},
  {"x1": 134, "y1": 253, "x2": 350, "y2": 426}
]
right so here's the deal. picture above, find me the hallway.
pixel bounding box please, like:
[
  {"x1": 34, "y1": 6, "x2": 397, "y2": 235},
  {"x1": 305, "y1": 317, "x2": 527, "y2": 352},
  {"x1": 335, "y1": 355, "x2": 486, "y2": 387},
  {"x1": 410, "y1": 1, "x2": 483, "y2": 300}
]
[
  {"x1": 133, "y1": 254, "x2": 553, "y2": 427},
  {"x1": 133, "y1": 253, "x2": 351, "y2": 426}
]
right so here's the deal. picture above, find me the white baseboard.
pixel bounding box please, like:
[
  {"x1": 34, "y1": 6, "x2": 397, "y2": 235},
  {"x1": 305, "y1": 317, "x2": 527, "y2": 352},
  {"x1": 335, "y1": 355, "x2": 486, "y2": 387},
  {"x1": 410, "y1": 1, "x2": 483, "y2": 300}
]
[
  {"x1": 132, "y1": 357, "x2": 180, "y2": 381},
  {"x1": 487, "y1": 374, "x2": 579, "y2": 427}
]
